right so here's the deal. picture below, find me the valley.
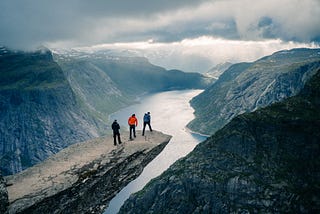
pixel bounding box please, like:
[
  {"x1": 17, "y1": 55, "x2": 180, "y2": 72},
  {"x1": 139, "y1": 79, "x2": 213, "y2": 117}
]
[{"x1": 1, "y1": 47, "x2": 320, "y2": 214}]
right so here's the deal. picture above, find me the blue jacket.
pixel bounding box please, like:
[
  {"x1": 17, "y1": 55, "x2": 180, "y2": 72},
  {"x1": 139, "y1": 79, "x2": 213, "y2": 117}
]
[{"x1": 143, "y1": 113, "x2": 151, "y2": 122}]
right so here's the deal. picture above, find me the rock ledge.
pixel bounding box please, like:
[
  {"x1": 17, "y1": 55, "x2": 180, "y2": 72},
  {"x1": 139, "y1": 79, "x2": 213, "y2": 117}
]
[{"x1": 5, "y1": 130, "x2": 171, "y2": 214}]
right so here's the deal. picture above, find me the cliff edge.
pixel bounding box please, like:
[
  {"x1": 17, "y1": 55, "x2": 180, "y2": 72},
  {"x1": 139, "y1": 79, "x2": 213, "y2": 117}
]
[{"x1": 4, "y1": 130, "x2": 171, "y2": 214}]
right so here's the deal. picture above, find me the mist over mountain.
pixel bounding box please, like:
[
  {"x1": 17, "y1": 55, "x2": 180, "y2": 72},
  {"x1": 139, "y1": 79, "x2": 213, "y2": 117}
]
[
  {"x1": 119, "y1": 67, "x2": 320, "y2": 214},
  {"x1": 205, "y1": 62, "x2": 233, "y2": 79},
  {"x1": 188, "y1": 48, "x2": 320, "y2": 135}
]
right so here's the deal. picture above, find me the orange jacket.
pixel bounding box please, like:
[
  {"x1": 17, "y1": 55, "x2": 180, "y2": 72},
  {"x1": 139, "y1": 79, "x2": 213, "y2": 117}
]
[{"x1": 128, "y1": 116, "x2": 138, "y2": 126}]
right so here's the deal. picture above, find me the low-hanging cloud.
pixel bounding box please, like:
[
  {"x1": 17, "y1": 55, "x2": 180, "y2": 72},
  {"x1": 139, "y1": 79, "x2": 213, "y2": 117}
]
[{"x1": 80, "y1": 36, "x2": 319, "y2": 73}]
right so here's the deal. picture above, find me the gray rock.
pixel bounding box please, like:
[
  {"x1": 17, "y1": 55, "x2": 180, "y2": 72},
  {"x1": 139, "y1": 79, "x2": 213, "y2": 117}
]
[
  {"x1": 0, "y1": 174, "x2": 9, "y2": 213},
  {"x1": 5, "y1": 130, "x2": 171, "y2": 214}
]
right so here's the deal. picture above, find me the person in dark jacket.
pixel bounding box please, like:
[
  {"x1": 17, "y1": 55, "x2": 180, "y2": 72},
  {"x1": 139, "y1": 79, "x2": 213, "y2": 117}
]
[
  {"x1": 142, "y1": 112, "x2": 152, "y2": 136},
  {"x1": 111, "y1": 120, "x2": 122, "y2": 146}
]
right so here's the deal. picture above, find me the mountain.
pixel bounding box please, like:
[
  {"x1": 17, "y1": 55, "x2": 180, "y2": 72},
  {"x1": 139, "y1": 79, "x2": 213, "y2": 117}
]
[
  {"x1": 188, "y1": 48, "x2": 320, "y2": 135},
  {"x1": 205, "y1": 62, "x2": 233, "y2": 79},
  {"x1": 119, "y1": 69, "x2": 320, "y2": 213},
  {"x1": 0, "y1": 48, "x2": 103, "y2": 175},
  {"x1": 53, "y1": 49, "x2": 212, "y2": 97},
  {"x1": 53, "y1": 52, "x2": 132, "y2": 120}
]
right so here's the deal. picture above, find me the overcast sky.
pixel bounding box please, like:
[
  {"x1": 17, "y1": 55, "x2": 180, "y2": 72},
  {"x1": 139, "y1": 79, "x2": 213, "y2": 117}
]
[{"x1": 1, "y1": 0, "x2": 320, "y2": 72}]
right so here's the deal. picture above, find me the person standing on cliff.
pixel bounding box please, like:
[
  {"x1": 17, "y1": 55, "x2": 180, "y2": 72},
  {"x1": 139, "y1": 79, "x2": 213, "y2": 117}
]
[
  {"x1": 111, "y1": 120, "x2": 122, "y2": 146},
  {"x1": 128, "y1": 114, "x2": 138, "y2": 140},
  {"x1": 142, "y1": 112, "x2": 152, "y2": 136}
]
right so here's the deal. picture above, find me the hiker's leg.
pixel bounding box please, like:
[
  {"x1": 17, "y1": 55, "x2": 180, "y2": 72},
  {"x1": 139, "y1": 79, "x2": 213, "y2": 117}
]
[
  {"x1": 142, "y1": 122, "x2": 146, "y2": 135},
  {"x1": 148, "y1": 122, "x2": 152, "y2": 131},
  {"x1": 117, "y1": 133, "x2": 121, "y2": 144},
  {"x1": 129, "y1": 126, "x2": 133, "y2": 139},
  {"x1": 113, "y1": 134, "x2": 117, "y2": 145},
  {"x1": 133, "y1": 126, "x2": 136, "y2": 137}
]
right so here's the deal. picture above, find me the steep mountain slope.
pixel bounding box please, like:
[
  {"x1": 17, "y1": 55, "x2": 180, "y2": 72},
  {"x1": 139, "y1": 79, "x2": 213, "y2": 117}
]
[
  {"x1": 119, "y1": 69, "x2": 320, "y2": 214},
  {"x1": 0, "y1": 48, "x2": 102, "y2": 175},
  {"x1": 54, "y1": 53, "x2": 132, "y2": 120},
  {"x1": 188, "y1": 48, "x2": 320, "y2": 135}
]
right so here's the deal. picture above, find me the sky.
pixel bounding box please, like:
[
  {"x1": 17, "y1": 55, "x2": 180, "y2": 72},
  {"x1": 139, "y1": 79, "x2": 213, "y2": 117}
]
[{"x1": 1, "y1": 0, "x2": 320, "y2": 72}]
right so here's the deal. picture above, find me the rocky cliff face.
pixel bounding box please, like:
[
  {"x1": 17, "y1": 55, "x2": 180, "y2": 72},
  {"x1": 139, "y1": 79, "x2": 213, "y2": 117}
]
[
  {"x1": 0, "y1": 48, "x2": 102, "y2": 175},
  {"x1": 188, "y1": 48, "x2": 320, "y2": 135},
  {"x1": 4, "y1": 130, "x2": 171, "y2": 214},
  {"x1": 119, "y1": 70, "x2": 320, "y2": 213},
  {"x1": 0, "y1": 174, "x2": 9, "y2": 213}
]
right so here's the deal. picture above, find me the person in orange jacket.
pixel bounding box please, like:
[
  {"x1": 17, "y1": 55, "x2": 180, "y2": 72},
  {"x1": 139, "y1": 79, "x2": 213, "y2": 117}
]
[{"x1": 128, "y1": 114, "x2": 138, "y2": 140}]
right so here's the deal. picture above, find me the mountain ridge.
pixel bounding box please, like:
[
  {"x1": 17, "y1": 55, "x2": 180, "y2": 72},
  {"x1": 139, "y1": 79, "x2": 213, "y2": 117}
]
[
  {"x1": 188, "y1": 48, "x2": 320, "y2": 135},
  {"x1": 119, "y1": 68, "x2": 320, "y2": 213}
]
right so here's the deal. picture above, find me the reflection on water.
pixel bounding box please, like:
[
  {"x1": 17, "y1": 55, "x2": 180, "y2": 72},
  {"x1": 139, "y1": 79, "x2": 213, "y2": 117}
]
[{"x1": 104, "y1": 90, "x2": 207, "y2": 214}]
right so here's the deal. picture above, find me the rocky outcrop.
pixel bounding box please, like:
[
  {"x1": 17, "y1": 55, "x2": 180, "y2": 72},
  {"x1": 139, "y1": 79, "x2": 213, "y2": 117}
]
[
  {"x1": 188, "y1": 48, "x2": 320, "y2": 135},
  {"x1": 119, "y1": 71, "x2": 320, "y2": 213},
  {"x1": 5, "y1": 130, "x2": 171, "y2": 214},
  {"x1": 0, "y1": 174, "x2": 9, "y2": 213}
]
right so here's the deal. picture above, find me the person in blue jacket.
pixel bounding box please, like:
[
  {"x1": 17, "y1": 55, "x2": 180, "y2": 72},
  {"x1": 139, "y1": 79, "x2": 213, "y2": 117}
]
[{"x1": 142, "y1": 112, "x2": 153, "y2": 136}]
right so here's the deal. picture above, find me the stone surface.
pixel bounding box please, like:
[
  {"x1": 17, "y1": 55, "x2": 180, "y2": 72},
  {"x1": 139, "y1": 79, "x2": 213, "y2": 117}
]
[{"x1": 5, "y1": 130, "x2": 171, "y2": 214}]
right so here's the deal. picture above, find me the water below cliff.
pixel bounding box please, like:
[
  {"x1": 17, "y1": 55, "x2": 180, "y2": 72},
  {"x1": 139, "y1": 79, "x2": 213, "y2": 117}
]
[{"x1": 104, "y1": 89, "x2": 207, "y2": 213}]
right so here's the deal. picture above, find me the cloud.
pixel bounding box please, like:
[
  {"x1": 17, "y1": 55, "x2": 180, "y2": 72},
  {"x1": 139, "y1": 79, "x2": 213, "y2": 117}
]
[
  {"x1": 0, "y1": 0, "x2": 207, "y2": 49},
  {"x1": 80, "y1": 36, "x2": 319, "y2": 73},
  {"x1": 1, "y1": 0, "x2": 320, "y2": 50}
]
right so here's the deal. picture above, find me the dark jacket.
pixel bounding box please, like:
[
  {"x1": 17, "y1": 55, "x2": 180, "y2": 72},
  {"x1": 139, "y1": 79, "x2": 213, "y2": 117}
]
[{"x1": 112, "y1": 121, "x2": 120, "y2": 133}]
